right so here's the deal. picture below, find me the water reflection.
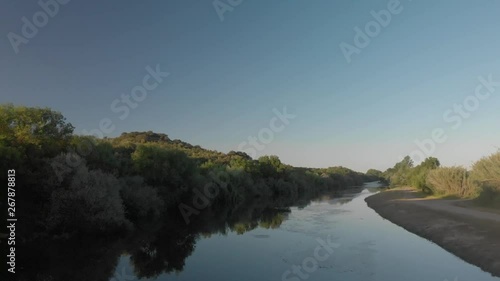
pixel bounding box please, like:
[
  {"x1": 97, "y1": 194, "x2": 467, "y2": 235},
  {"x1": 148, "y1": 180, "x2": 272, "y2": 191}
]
[
  {"x1": 19, "y1": 185, "x2": 356, "y2": 281},
  {"x1": 23, "y1": 184, "x2": 498, "y2": 281}
]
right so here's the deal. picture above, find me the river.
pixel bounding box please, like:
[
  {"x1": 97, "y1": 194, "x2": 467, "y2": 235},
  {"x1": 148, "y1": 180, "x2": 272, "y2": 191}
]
[{"x1": 109, "y1": 182, "x2": 499, "y2": 281}]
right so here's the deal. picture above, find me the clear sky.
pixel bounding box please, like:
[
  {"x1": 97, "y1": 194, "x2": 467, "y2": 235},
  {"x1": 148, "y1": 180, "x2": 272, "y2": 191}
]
[{"x1": 2, "y1": 0, "x2": 500, "y2": 172}]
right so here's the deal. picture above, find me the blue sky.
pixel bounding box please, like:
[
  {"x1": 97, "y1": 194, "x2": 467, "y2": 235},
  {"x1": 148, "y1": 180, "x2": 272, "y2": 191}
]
[{"x1": 2, "y1": 0, "x2": 500, "y2": 172}]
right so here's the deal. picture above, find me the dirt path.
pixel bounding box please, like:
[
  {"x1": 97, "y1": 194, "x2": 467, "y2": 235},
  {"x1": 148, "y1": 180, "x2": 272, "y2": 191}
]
[
  {"x1": 395, "y1": 188, "x2": 500, "y2": 223},
  {"x1": 366, "y1": 188, "x2": 500, "y2": 277}
]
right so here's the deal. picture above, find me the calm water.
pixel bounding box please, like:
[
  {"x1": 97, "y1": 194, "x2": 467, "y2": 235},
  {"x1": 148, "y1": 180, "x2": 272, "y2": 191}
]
[{"x1": 110, "y1": 183, "x2": 500, "y2": 281}]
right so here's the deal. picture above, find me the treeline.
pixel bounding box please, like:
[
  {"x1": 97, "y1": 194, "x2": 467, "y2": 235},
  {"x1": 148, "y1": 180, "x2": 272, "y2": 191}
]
[
  {"x1": 381, "y1": 153, "x2": 500, "y2": 206},
  {"x1": 0, "y1": 104, "x2": 375, "y2": 238}
]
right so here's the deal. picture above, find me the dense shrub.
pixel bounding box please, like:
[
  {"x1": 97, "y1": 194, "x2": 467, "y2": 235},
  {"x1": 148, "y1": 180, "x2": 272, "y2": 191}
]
[
  {"x1": 426, "y1": 167, "x2": 479, "y2": 198},
  {"x1": 471, "y1": 152, "x2": 500, "y2": 205},
  {"x1": 120, "y1": 176, "x2": 165, "y2": 222},
  {"x1": 1, "y1": 104, "x2": 377, "y2": 237},
  {"x1": 132, "y1": 144, "x2": 199, "y2": 188},
  {"x1": 366, "y1": 169, "x2": 383, "y2": 181},
  {"x1": 471, "y1": 152, "x2": 500, "y2": 191},
  {"x1": 409, "y1": 157, "x2": 440, "y2": 193},
  {"x1": 384, "y1": 156, "x2": 414, "y2": 187},
  {"x1": 48, "y1": 166, "x2": 129, "y2": 234}
]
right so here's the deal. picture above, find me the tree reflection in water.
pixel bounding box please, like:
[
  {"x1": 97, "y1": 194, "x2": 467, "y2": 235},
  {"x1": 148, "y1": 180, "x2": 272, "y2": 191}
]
[{"x1": 18, "y1": 189, "x2": 358, "y2": 281}]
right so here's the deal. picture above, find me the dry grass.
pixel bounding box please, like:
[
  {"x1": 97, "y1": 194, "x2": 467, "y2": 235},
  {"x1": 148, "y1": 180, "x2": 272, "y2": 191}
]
[
  {"x1": 471, "y1": 152, "x2": 500, "y2": 192},
  {"x1": 426, "y1": 167, "x2": 479, "y2": 198}
]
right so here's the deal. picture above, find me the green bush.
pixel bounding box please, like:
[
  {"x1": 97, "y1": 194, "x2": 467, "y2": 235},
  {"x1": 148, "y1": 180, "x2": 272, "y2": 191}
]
[
  {"x1": 1, "y1": 104, "x2": 381, "y2": 237},
  {"x1": 132, "y1": 144, "x2": 199, "y2": 188},
  {"x1": 409, "y1": 157, "x2": 440, "y2": 193},
  {"x1": 48, "y1": 166, "x2": 130, "y2": 234},
  {"x1": 426, "y1": 167, "x2": 479, "y2": 198},
  {"x1": 383, "y1": 156, "x2": 414, "y2": 187},
  {"x1": 471, "y1": 152, "x2": 500, "y2": 190},
  {"x1": 471, "y1": 152, "x2": 500, "y2": 206},
  {"x1": 120, "y1": 176, "x2": 165, "y2": 222}
]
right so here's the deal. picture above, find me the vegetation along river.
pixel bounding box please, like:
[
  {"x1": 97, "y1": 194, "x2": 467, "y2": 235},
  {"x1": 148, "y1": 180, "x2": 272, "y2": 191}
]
[{"x1": 107, "y1": 182, "x2": 500, "y2": 281}]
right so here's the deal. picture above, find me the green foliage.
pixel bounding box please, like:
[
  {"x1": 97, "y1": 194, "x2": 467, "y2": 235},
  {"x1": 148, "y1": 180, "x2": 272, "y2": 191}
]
[
  {"x1": 470, "y1": 152, "x2": 500, "y2": 205},
  {"x1": 228, "y1": 153, "x2": 259, "y2": 175},
  {"x1": 322, "y1": 166, "x2": 366, "y2": 187},
  {"x1": 0, "y1": 104, "x2": 74, "y2": 154},
  {"x1": 1, "y1": 104, "x2": 374, "y2": 238},
  {"x1": 426, "y1": 166, "x2": 479, "y2": 198},
  {"x1": 132, "y1": 144, "x2": 199, "y2": 189},
  {"x1": 48, "y1": 165, "x2": 129, "y2": 233},
  {"x1": 366, "y1": 169, "x2": 383, "y2": 181},
  {"x1": 384, "y1": 156, "x2": 414, "y2": 187},
  {"x1": 72, "y1": 137, "x2": 120, "y2": 173},
  {"x1": 120, "y1": 176, "x2": 164, "y2": 222},
  {"x1": 471, "y1": 152, "x2": 500, "y2": 191},
  {"x1": 382, "y1": 156, "x2": 441, "y2": 193},
  {"x1": 0, "y1": 141, "x2": 23, "y2": 173},
  {"x1": 408, "y1": 157, "x2": 440, "y2": 193},
  {"x1": 382, "y1": 151, "x2": 500, "y2": 203},
  {"x1": 258, "y1": 155, "x2": 286, "y2": 178}
]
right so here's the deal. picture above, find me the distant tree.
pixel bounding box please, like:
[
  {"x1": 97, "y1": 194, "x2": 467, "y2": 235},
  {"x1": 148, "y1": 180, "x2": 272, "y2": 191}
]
[
  {"x1": 409, "y1": 157, "x2": 440, "y2": 192},
  {"x1": 227, "y1": 150, "x2": 252, "y2": 161},
  {"x1": 419, "y1": 157, "x2": 440, "y2": 169},
  {"x1": 131, "y1": 144, "x2": 201, "y2": 204},
  {"x1": 366, "y1": 169, "x2": 383, "y2": 180},
  {"x1": 258, "y1": 155, "x2": 286, "y2": 178},
  {"x1": 366, "y1": 169, "x2": 382, "y2": 176},
  {"x1": 385, "y1": 156, "x2": 414, "y2": 187}
]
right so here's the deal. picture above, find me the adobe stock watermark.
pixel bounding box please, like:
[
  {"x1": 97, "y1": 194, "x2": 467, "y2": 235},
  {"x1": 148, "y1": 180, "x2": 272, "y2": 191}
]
[
  {"x1": 237, "y1": 107, "x2": 296, "y2": 158},
  {"x1": 339, "y1": 0, "x2": 408, "y2": 64},
  {"x1": 405, "y1": 74, "x2": 498, "y2": 163},
  {"x1": 213, "y1": 0, "x2": 244, "y2": 22},
  {"x1": 50, "y1": 64, "x2": 170, "y2": 181},
  {"x1": 281, "y1": 235, "x2": 340, "y2": 281},
  {"x1": 7, "y1": 0, "x2": 71, "y2": 54}
]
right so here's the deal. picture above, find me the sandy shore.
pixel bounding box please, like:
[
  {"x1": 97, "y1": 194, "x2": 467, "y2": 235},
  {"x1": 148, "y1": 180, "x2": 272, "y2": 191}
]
[{"x1": 365, "y1": 188, "x2": 500, "y2": 277}]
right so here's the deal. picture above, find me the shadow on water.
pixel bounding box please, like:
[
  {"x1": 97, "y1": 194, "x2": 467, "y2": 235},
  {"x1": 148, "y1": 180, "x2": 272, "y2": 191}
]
[
  {"x1": 18, "y1": 183, "x2": 365, "y2": 281},
  {"x1": 18, "y1": 181, "x2": 500, "y2": 281}
]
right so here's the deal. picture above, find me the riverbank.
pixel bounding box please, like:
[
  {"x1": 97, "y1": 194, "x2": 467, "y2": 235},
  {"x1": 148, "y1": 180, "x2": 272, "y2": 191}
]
[{"x1": 366, "y1": 188, "x2": 500, "y2": 277}]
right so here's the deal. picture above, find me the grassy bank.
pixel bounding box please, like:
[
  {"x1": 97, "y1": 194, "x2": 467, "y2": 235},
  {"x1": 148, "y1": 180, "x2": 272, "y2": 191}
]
[{"x1": 381, "y1": 152, "x2": 500, "y2": 208}]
